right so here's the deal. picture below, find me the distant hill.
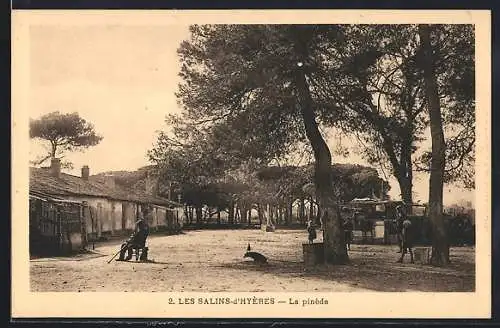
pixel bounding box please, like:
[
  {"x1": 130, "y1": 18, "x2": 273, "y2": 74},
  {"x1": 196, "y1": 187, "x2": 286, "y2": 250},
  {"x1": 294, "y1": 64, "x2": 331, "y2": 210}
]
[{"x1": 91, "y1": 165, "x2": 156, "y2": 192}]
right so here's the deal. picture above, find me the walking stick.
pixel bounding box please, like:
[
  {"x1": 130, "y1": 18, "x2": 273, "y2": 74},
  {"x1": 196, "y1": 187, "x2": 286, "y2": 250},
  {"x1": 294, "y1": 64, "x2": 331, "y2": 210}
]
[{"x1": 107, "y1": 243, "x2": 128, "y2": 264}]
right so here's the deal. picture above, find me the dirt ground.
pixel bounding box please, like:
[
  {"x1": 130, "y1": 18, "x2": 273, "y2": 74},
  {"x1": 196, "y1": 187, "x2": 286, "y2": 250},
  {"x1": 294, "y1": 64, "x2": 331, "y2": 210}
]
[{"x1": 30, "y1": 229, "x2": 475, "y2": 292}]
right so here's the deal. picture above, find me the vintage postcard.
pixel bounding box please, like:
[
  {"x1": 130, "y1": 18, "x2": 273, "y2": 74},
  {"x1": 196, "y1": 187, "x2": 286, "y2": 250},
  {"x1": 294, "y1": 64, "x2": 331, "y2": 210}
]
[{"x1": 11, "y1": 9, "x2": 491, "y2": 318}]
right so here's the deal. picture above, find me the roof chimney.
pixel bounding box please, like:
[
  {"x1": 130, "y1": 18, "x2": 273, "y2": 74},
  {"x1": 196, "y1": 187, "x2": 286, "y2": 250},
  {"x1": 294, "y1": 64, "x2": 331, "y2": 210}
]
[
  {"x1": 81, "y1": 165, "x2": 89, "y2": 180},
  {"x1": 50, "y1": 158, "x2": 61, "y2": 178}
]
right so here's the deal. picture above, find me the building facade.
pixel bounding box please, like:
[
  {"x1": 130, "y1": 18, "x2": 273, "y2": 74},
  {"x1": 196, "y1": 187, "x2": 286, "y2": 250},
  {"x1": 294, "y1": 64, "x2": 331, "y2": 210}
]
[{"x1": 29, "y1": 158, "x2": 184, "y2": 255}]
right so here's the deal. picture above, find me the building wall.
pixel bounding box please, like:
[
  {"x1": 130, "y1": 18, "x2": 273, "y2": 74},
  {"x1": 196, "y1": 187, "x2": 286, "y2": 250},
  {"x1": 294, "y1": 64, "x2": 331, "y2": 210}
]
[
  {"x1": 66, "y1": 196, "x2": 135, "y2": 237},
  {"x1": 157, "y1": 207, "x2": 167, "y2": 227},
  {"x1": 145, "y1": 206, "x2": 156, "y2": 229},
  {"x1": 111, "y1": 200, "x2": 123, "y2": 233},
  {"x1": 63, "y1": 196, "x2": 182, "y2": 237},
  {"x1": 149, "y1": 206, "x2": 164, "y2": 230},
  {"x1": 66, "y1": 196, "x2": 114, "y2": 237},
  {"x1": 122, "y1": 201, "x2": 137, "y2": 231},
  {"x1": 152, "y1": 207, "x2": 159, "y2": 228},
  {"x1": 29, "y1": 197, "x2": 85, "y2": 255}
]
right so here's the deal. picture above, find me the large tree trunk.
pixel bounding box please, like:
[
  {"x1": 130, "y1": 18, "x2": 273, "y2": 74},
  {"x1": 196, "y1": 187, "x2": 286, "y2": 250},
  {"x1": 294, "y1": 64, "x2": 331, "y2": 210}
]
[
  {"x1": 50, "y1": 141, "x2": 57, "y2": 158},
  {"x1": 379, "y1": 123, "x2": 414, "y2": 206},
  {"x1": 397, "y1": 174, "x2": 413, "y2": 205},
  {"x1": 399, "y1": 137, "x2": 414, "y2": 205},
  {"x1": 265, "y1": 204, "x2": 272, "y2": 226},
  {"x1": 184, "y1": 205, "x2": 189, "y2": 224},
  {"x1": 299, "y1": 198, "x2": 306, "y2": 224},
  {"x1": 195, "y1": 206, "x2": 202, "y2": 225},
  {"x1": 294, "y1": 43, "x2": 348, "y2": 264},
  {"x1": 188, "y1": 206, "x2": 194, "y2": 224},
  {"x1": 286, "y1": 198, "x2": 293, "y2": 225},
  {"x1": 228, "y1": 201, "x2": 235, "y2": 224},
  {"x1": 240, "y1": 204, "x2": 248, "y2": 224},
  {"x1": 316, "y1": 203, "x2": 322, "y2": 227},
  {"x1": 309, "y1": 197, "x2": 314, "y2": 221},
  {"x1": 419, "y1": 24, "x2": 449, "y2": 265}
]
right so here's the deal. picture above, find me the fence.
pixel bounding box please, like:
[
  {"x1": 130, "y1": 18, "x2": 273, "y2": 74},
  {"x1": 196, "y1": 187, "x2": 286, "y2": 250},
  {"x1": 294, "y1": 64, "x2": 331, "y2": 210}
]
[{"x1": 29, "y1": 194, "x2": 86, "y2": 256}]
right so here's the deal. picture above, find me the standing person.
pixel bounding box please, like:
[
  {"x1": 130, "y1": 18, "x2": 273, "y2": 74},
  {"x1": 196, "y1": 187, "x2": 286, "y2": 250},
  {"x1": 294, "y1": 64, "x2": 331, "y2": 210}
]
[
  {"x1": 395, "y1": 205, "x2": 406, "y2": 253},
  {"x1": 117, "y1": 212, "x2": 150, "y2": 261},
  {"x1": 306, "y1": 219, "x2": 317, "y2": 244},
  {"x1": 343, "y1": 217, "x2": 354, "y2": 251},
  {"x1": 397, "y1": 217, "x2": 414, "y2": 263},
  {"x1": 340, "y1": 206, "x2": 354, "y2": 251}
]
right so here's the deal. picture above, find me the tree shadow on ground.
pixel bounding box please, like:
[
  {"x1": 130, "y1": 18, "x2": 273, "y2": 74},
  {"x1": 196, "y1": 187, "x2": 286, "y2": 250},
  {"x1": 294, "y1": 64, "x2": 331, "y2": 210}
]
[{"x1": 219, "y1": 251, "x2": 475, "y2": 292}]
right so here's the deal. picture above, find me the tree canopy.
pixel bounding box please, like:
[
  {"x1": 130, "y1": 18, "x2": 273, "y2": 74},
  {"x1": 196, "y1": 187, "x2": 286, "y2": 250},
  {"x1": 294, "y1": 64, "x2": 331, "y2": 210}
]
[
  {"x1": 30, "y1": 111, "x2": 103, "y2": 168},
  {"x1": 149, "y1": 24, "x2": 475, "y2": 264}
]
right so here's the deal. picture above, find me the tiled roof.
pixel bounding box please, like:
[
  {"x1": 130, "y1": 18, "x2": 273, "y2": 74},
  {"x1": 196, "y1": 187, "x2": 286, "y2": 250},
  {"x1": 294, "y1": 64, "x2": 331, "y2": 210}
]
[
  {"x1": 29, "y1": 190, "x2": 83, "y2": 204},
  {"x1": 29, "y1": 167, "x2": 181, "y2": 207}
]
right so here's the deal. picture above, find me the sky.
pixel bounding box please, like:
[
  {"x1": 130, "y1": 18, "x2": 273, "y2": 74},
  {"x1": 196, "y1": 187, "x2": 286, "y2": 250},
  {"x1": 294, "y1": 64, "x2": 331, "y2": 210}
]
[
  {"x1": 28, "y1": 24, "x2": 474, "y2": 207},
  {"x1": 29, "y1": 25, "x2": 190, "y2": 173}
]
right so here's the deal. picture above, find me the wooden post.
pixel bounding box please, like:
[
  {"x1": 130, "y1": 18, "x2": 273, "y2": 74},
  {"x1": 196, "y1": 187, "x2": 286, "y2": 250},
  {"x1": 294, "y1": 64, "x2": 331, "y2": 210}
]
[{"x1": 286, "y1": 198, "x2": 292, "y2": 225}]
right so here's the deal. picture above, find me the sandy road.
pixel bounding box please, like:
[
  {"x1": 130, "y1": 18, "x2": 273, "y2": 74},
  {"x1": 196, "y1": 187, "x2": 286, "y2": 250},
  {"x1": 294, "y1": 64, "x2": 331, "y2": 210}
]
[{"x1": 30, "y1": 229, "x2": 475, "y2": 292}]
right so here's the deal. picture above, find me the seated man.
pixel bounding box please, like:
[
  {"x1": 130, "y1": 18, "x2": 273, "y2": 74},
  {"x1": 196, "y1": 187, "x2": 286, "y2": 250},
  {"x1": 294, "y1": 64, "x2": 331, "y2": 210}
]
[
  {"x1": 118, "y1": 216, "x2": 150, "y2": 261},
  {"x1": 134, "y1": 216, "x2": 149, "y2": 245}
]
